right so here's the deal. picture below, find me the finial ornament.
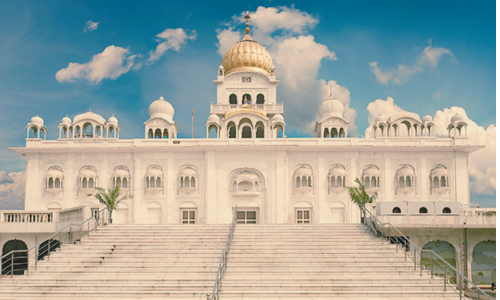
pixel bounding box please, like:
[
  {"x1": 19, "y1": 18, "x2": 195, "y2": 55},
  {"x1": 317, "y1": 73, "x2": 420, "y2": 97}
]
[
  {"x1": 329, "y1": 81, "x2": 333, "y2": 98},
  {"x1": 244, "y1": 11, "x2": 251, "y2": 34},
  {"x1": 243, "y1": 95, "x2": 247, "y2": 104}
]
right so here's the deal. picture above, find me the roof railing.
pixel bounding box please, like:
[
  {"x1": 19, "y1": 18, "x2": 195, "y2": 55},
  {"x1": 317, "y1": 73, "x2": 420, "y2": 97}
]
[
  {"x1": 1, "y1": 208, "x2": 107, "y2": 277},
  {"x1": 207, "y1": 205, "x2": 237, "y2": 300},
  {"x1": 362, "y1": 207, "x2": 494, "y2": 300}
]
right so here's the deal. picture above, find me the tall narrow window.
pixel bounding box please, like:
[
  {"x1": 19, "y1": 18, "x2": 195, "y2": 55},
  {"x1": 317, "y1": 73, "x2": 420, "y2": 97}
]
[
  {"x1": 156, "y1": 177, "x2": 161, "y2": 188},
  {"x1": 82, "y1": 178, "x2": 88, "y2": 188},
  {"x1": 229, "y1": 94, "x2": 237, "y2": 105},
  {"x1": 48, "y1": 178, "x2": 54, "y2": 188},
  {"x1": 88, "y1": 178, "x2": 94, "y2": 188},
  {"x1": 122, "y1": 178, "x2": 128, "y2": 188},
  {"x1": 256, "y1": 94, "x2": 265, "y2": 104},
  {"x1": 55, "y1": 178, "x2": 61, "y2": 189}
]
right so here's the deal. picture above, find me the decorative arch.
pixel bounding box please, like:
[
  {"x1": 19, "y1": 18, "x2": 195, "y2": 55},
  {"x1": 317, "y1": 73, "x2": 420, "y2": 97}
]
[
  {"x1": 472, "y1": 240, "x2": 496, "y2": 285},
  {"x1": 2, "y1": 239, "x2": 28, "y2": 275},
  {"x1": 178, "y1": 164, "x2": 199, "y2": 194},
  {"x1": 228, "y1": 168, "x2": 266, "y2": 194},
  {"x1": 421, "y1": 240, "x2": 457, "y2": 283}
]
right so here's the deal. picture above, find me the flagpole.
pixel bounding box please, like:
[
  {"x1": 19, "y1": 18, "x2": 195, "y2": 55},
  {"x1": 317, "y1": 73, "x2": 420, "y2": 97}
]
[{"x1": 191, "y1": 108, "x2": 194, "y2": 138}]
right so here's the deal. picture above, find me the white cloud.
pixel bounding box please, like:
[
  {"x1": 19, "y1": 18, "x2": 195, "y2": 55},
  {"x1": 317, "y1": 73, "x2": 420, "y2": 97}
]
[
  {"x1": 83, "y1": 20, "x2": 99, "y2": 33},
  {"x1": 0, "y1": 170, "x2": 13, "y2": 184},
  {"x1": 369, "y1": 45, "x2": 455, "y2": 85},
  {"x1": 215, "y1": 6, "x2": 356, "y2": 135},
  {"x1": 216, "y1": 28, "x2": 241, "y2": 56},
  {"x1": 0, "y1": 171, "x2": 25, "y2": 210},
  {"x1": 148, "y1": 28, "x2": 197, "y2": 63},
  {"x1": 55, "y1": 45, "x2": 137, "y2": 84},
  {"x1": 364, "y1": 98, "x2": 495, "y2": 197}
]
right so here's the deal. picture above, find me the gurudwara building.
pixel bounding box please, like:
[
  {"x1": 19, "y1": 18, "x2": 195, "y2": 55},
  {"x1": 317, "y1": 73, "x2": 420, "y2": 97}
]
[{"x1": 1, "y1": 15, "x2": 495, "y2": 293}]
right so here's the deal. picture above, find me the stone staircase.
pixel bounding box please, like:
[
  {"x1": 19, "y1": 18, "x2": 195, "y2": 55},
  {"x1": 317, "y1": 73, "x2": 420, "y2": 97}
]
[
  {"x1": 222, "y1": 224, "x2": 459, "y2": 299},
  {"x1": 0, "y1": 223, "x2": 461, "y2": 299},
  {"x1": 0, "y1": 224, "x2": 228, "y2": 299}
]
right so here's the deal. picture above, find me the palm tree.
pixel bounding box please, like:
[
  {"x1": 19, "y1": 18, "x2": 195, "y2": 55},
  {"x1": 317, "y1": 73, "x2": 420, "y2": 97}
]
[
  {"x1": 89, "y1": 185, "x2": 132, "y2": 224},
  {"x1": 347, "y1": 178, "x2": 378, "y2": 223}
]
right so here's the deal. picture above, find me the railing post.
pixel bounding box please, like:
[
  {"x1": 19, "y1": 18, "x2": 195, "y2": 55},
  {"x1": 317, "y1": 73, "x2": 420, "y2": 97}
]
[
  {"x1": 10, "y1": 252, "x2": 13, "y2": 278},
  {"x1": 443, "y1": 264, "x2": 447, "y2": 291},
  {"x1": 430, "y1": 253, "x2": 433, "y2": 278},
  {"x1": 414, "y1": 248, "x2": 416, "y2": 271}
]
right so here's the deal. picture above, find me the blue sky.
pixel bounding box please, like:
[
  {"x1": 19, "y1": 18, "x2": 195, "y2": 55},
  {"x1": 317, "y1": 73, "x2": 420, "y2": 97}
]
[{"x1": 0, "y1": 0, "x2": 496, "y2": 208}]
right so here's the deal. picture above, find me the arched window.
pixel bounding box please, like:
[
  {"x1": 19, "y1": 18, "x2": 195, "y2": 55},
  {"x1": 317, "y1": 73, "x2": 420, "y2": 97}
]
[
  {"x1": 156, "y1": 177, "x2": 161, "y2": 188},
  {"x1": 88, "y1": 178, "x2": 94, "y2": 188},
  {"x1": 392, "y1": 207, "x2": 401, "y2": 214},
  {"x1": 149, "y1": 177, "x2": 155, "y2": 188},
  {"x1": 324, "y1": 128, "x2": 329, "y2": 138},
  {"x1": 308, "y1": 176, "x2": 312, "y2": 187},
  {"x1": 440, "y1": 176, "x2": 446, "y2": 187},
  {"x1": 48, "y1": 178, "x2": 54, "y2": 189},
  {"x1": 154, "y1": 129, "x2": 161, "y2": 139},
  {"x1": 148, "y1": 129, "x2": 153, "y2": 139},
  {"x1": 256, "y1": 126, "x2": 264, "y2": 138},
  {"x1": 2, "y1": 239, "x2": 28, "y2": 275},
  {"x1": 54, "y1": 178, "x2": 61, "y2": 189},
  {"x1": 82, "y1": 177, "x2": 88, "y2": 188},
  {"x1": 371, "y1": 176, "x2": 376, "y2": 187},
  {"x1": 242, "y1": 93, "x2": 251, "y2": 104},
  {"x1": 301, "y1": 176, "x2": 307, "y2": 187},
  {"x1": 442, "y1": 207, "x2": 451, "y2": 214},
  {"x1": 191, "y1": 177, "x2": 195, "y2": 187},
  {"x1": 331, "y1": 128, "x2": 338, "y2": 138},
  {"x1": 419, "y1": 207, "x2": 428, "y2": 214},
  {"x1": 180, "y1": 177, "x2": 184, "y2": 188},
  {"x1": 331, "y1": 176, "x2": 335, "y2": 187},
  {"x1": 256, "y1": 94, "x2": 265, "y2": 104},
  {"x1": 433, "y1": 177, "x2": 439, "y2": 188},
  {"x1": 229, "y1": 126, "x2": 236, "y2": 138},
  {"x1": 406, "y1": 176, "x2": 411, "y2": 187},
  {"x1": 339, "y1": 128, "x2": 345, "y2": 138},
  {"x1": 29, "y1": 127, "x2": 38, "y2": 138},
  {"x1": 209, "y1": 126, "x2": 218, "y2": 138},
  {"x1": 242, "y1": 126, "x2": 252, "y2": 138},
  {"x1": 296, "y1": 177, "x2": 300, "y2": 187},
  {"x1": 163, "y1": 129, "x2": 168, "y2": 139},
  {"x1": 122, "y1": 178, "x2": 128, "y2": 188},
  {"x1": 229, "y1": 94, "x2": 237, "y2": 105},
  {"x1": 365, "y1": 177, "x2": 370, "y2": 188},
  {"x1": 399, "y1": 177, "x2": 405, "y2": 187}
]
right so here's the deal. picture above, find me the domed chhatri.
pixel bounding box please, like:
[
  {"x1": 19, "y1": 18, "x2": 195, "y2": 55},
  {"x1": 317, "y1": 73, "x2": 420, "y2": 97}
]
[
  {"x1": 319, "y1": 97, "x2": 344, "y2": 119},
  {"x1": 221, "y1": 12, "x2": 273, "y2": 77},
  {"x1": 422, "y1": 114, "x2": 432, "y2": 123},
  {"x1": 108, "y1": 114, "x2": 118, "y2": 125},
  {"x1": 61, "y1": 115, "x2": 72, "y2": 126},
  {"x1": 149, "y1": 96, "x2": 175, "y2": 122},
  {"x1": 30, "y1": 115, "x2": 44, "y2": 126},
  {"x1": 451, "y1": 113, "x2": 465, "y2": 124}
]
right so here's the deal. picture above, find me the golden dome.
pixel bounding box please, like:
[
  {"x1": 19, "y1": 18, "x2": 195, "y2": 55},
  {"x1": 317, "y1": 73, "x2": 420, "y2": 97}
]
[
  {"x1": 221, "y1": 13, "x2": 273, "y2": 76},
  {"x1": 225, "y1": 104, "x2": 267, "y2": 119}
]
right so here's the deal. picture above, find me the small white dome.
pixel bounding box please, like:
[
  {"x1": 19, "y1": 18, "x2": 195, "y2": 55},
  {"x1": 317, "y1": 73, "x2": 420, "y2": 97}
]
[
  {"x1": 207, "y1": 114, "x2": 220, "y2": 124},
  {"x1": 149, "y1": 96, "x2": 175, "y2": 123},
  {"x1": 79, "y1": 167, "x2": 97, "y2": 178},
  {"x1": 271, "y1": 114, "x2": 284, "y2": 124},
  {"x1": 179, "y1": 167, "x2": 197, "y2": 177},
  {"x1": 146, "y1": 167, "x2": 163, "y2": 177},
  {"x1": 422, "y1": 114, "x2": 432, "y2": 122},
  {"x1": 61, "y1": 115, "x2": 71, "y2": 126},
  {"x1": 73, "y1": 109, "x2": 106, "y2": 124},
  {"x1": 375, "y1": 114, "x2": 385, "y2": 123},
  {"x1": 294, "y1": 166, "x2": 313, "y2": 177},
  {"x1": 329, "y1": 165, "x2": 347, "y2": 177},
  {"x1": 363, "y1": 165, "x2": 381, "y2": 177},
  {"x1": 396, "y1": 165, "x2": 415, "y2": 177},
  {"x1": 451, "y1": 113, "x2": 465, "y2": 124},
  {"x1": 319, "y1": 98, "x2": 344, "y2": 119},
  {"x1": 113, "y1": 168, "x2": 130, "y2": 178},
  {"x1": 430, "y1": 165, "x2": 448, "y2": 177},
  {"x1": 218, "y1": 65, "x2": 224, "y2": 71},
  {"x1": 31, "y1": 115, "x2": 44, "y2": 126},
  {"x1": 108, "y1": 114, "x2": 118, "y2": 125}
]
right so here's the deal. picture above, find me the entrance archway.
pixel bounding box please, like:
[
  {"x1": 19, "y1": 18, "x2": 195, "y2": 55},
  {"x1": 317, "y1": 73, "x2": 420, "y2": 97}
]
[{"x1": 2, "y1": 239, "x2": 28, "y2": 275}]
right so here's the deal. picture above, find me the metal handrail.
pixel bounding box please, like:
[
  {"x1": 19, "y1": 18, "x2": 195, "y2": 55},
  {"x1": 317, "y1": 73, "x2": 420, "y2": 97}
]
[
  {"x1": 207, "y1": 205, "x2": 238, "y2": 300},
  {"x1": 1, "y1": 208, "x2": 107, "y2": 277},
  {"x1": 362, "y1": 207, "x2": 493, "y2": 300}
]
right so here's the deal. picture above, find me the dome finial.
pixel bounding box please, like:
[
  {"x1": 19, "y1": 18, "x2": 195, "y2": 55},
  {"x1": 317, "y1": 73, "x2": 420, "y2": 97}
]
[{"x1": 244, "y1": 11, "x2": 251, "y2": 34}]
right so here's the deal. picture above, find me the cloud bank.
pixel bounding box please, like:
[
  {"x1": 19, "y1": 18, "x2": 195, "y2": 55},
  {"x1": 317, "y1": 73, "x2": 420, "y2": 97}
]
[
  {"x1": 364, "y1": 97, "x2": 495, "y2": 197},
  {"x1": 216, "y1": 6, "x2": 357, "y2": 135},
  {"x1": 148, "y1": 28, "x2": 197, "y2": 63},
  {"x1": 369, "y1": 44, "x2": 455, "y2": 85},
  {"x1": 55, "y1": 45, "x2": 138, "y2": 84},
  {"x1": 0, "y1": 171, "x2": 25, "y2": 210},
  {"x1": 83, "y1": 20, "x2": 99, "y2": 33},
  {"x1": 56, "y1": 28, "x2": 196, "y2": 84}
]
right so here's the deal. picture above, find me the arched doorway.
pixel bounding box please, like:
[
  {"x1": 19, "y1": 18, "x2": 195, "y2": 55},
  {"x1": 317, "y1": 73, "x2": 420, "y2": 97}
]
[
  {"x1": 472, "y1": 240, "x2": 496, "y2": 285},
  {"x1": 421, "y1": 240, "x2": 457, "y2": 283},
  {"x1": 38, "y1": 239, "x2": 61, "y2": 261},
  {"x1": 2, "y1": 239, "x2": 28, "y2": 275}
]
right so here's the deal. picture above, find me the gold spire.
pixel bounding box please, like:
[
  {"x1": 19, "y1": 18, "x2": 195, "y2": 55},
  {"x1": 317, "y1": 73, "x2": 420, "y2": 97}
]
[{"x1": 244, "y1": 11, "x2": 250, "y2": 34}]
